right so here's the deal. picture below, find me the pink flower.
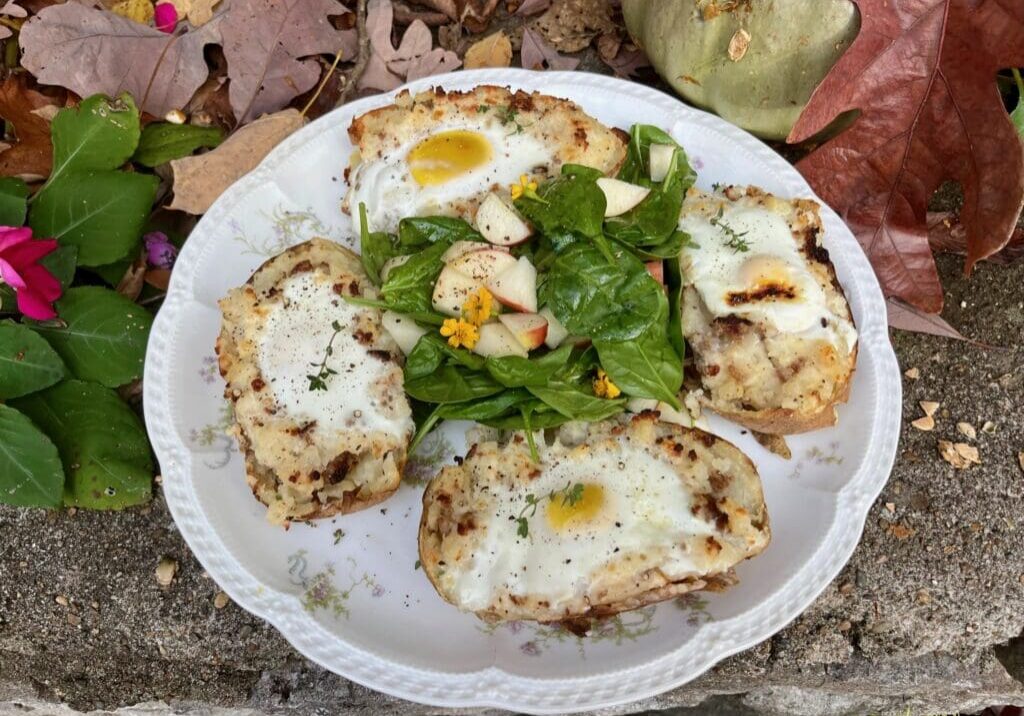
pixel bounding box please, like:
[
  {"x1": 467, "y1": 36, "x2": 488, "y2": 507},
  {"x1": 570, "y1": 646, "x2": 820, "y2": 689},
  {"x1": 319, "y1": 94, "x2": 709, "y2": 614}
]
[
  {"x1": 154, "y1": 2, "x2": 177, "y2": 33},
  {"x1": 0, "y1": 227, "x2": 62, "y2": 320},
  {"x1": 144, "y1": 231, "x2": 177, "y2": 269}
]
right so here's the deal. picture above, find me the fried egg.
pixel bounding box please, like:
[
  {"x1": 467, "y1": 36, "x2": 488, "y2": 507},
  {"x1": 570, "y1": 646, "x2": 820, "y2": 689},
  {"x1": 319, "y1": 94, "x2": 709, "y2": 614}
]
[
  {"x1": 678, "y1": 187, "x2": 857, "y2": 350},
  {"x1": 217, "y1": 239, "x2": 413, "y2": 525},
  {"x1": 344, "y1": 86, "x2": 628, "y2": 234},
  {"x1": 418, "y1": 415, "x2": 770, "y2": 624}
]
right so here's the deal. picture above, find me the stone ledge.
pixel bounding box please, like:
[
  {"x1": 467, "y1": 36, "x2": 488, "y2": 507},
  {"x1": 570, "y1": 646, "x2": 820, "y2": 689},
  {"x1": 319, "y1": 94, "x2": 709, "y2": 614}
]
[{"x1": 2, "y1": 254, "x2": 1022, "y2": 716}]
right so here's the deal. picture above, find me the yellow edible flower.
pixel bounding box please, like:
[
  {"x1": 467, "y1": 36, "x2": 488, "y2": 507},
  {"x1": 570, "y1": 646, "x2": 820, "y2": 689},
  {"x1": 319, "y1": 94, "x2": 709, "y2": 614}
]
[
  {"x1": 510, "y1": 173, "x2": 538, "y2": 201},
  {"x1": 462, "y1": 286, "x2": 493, "y2": 326},
  {"x1": 440, "y1": 318, "x2": 479, "y2": 350},
  {"x1": 592, "y1": 369, "x2": 621, "y2": 399}
]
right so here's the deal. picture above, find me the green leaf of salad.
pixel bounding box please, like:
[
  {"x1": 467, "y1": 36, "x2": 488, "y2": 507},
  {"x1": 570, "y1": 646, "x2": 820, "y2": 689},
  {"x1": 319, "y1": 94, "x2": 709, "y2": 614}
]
[
  {"x1": 29, "y1": 286, "x2": 153, "y2": 388},
  {"x1": 11, "y1": 379, "x2": 153, "y2": 509},
  {"x1": 133, "y1": 122, "x2": 224, "y2": 167},
  {"x1": 1012, "y1": 69, "x2": 1024, "y2": 137},
  {"x1": 0, "y1": 404, "x2": 64, "y2": 508},
  {"x1": 0, "y1": 320, "x2": 67, "y2": 399},
  {"x1": 404, "y1": 364, "x2": 504, "y2": 404},
  {"x1": 514, "y1": 163, "x2": 606, "y2": 239}
]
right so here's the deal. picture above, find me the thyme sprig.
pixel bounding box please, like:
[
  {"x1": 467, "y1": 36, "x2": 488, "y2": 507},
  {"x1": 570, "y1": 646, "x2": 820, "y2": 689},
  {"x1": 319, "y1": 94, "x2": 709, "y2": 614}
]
[
  {"x1": 515, "y1": 482, "x2": 586, "y2": 538},
  {"x1": 307, "y1": 320, "x2": 343, "y2": 391},
  {"x1": 710, "y1": 206, "x2": 750, "y2": 253}
]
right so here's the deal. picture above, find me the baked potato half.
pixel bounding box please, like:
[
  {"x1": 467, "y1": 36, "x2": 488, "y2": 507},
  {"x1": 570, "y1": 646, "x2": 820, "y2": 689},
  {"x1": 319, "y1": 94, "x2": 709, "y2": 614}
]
[
  {"x1": 418, "y1": 414, "x2": 770, "y2": 628},
  {"x1": 217, "y1": 239, "x2": 413, "y2": 525},
  {"x1": 679, "y1": 186, "x2": 858, "y2": 435}
]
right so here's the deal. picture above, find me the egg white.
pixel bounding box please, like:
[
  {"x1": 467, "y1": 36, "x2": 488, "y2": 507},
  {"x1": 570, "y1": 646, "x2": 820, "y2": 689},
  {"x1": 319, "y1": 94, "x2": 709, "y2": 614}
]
[
  {"x1": 348, "y1": 120, "x2": 554, "y2": 234},
  {"x1": 450, "y1": 439, "x2": 715, "y2": 613}
]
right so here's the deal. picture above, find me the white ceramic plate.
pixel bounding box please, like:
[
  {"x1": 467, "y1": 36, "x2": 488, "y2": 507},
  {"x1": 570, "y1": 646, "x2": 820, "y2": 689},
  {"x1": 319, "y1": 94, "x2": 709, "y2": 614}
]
[{"x1": 144, "y1": 69, "x2": 901, "y2": 714}]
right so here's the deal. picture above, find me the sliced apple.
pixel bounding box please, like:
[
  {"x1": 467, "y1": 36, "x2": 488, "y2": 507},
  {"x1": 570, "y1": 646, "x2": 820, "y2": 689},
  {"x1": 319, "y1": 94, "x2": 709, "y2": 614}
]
[
  {"x1": 538, "y1": 306, "x2": 568, "y2": 349},
  {"x1": 485, "y1": 255, "x2": 537, "y2": 313},
  {"x1": 498, "y1": 313, "x2": 548, "y2": 351},
  {"x1": 442, "y1": 240, "x2": 506, "y2": 264},
  {"x1": 382, "y1": 311, "x2": 427, "y2": 355},
  {"x1": 596, "y1": 177, "x2": 651, "y2": 217},
  {"x1": 431, "y1": 265, "x2": 480, "y2": 317},
  {"x1": 473, "y1": 322, "x2": 528, "y2": 358},
  {"x1": 648, "y1": 143, "x2": 676, "y2": 183},
  {"x1": 644, "y1": 260, "x2": 664, "y2": 286},
  {"x1": 475, "y1": 192, "x2": 533, "y2": 246},
  {"x1": 447, "y1": 247, "x2": 517, "y2": 283},
  {"x1": 380, "y1": 255, "x2": 410, "y2": 282},
  {"x1": 627, "y1": 397, "x2": 689, "y2": 426}
]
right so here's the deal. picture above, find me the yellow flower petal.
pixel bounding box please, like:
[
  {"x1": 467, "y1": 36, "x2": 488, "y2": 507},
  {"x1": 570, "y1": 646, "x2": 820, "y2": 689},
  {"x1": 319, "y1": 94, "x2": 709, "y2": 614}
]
[{"x1": 112, "y1": 0, "x2": 155, "y2": 23}]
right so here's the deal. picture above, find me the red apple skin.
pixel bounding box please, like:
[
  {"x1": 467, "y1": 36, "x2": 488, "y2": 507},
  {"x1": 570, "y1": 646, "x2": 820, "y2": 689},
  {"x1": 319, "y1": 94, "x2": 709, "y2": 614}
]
[
  {"x1": 498, "y1": 313, "x2": 548, "y2": 350},
  {"x1": 645, "y1": 260, "x2": 665, "y2": 286},
  {"x1": 485, "y1": 257, "x2": 538, "y2": 313}
]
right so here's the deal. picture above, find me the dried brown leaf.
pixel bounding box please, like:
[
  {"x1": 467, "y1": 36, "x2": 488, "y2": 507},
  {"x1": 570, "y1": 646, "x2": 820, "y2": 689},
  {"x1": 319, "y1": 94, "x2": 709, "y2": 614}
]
[
  {"x1": 460, "y1": 0, "x2": 499, "y2": 32},
  {"x1": 363, "y1": 0, "x2": 459, "y2": 89},
  {"x1": 886, "y1": 298, "x2": 967, "y2": 341},
  {"x1": 393, "y1": 2, "x2": 449, "y2": 25},
  {"x1": 20, "y1": 3, "x2": 219, "y2": 118},
  {"x1": 168, "y1": 109, "x2": 305, "y2": 215},
  {"x1": 463, "y1": 30, "x2": 511, "y2": 68},
  {"x1": 221, "y1": 0, "x2": 356, "y2": 124},
  {"x1": 531, "y1": 0, "x2": 615, "y2": 52},
  {"x1": 0, "y1": 75, "x2": 54, "y2": 180},
  {"x1": 115, "y1": 252, "x2": 147, "y2": 301},
  {"x1": 751, "y1": 431, "x2": 791, "y2": 459},
  {"x1": 520, "y1": 26, "x2": 578, "y2": 70},
  {"x1": 165, "y1": 0, "x2": 222, "y2": 27},
  {"x1": 887, "y1": 523, "x2": 916, "y2": 540},
  {"x1": 405, "y1": 47, "x2": 461, "y2": 80},
  {"x1": 600, "y1": 44, "x2": 649, "y2": 79},
  {"x1": 928, "y1": 211, "x2": 1024, "y2": 265},
  {"x1": 514, "y1": 0, "x2": 549, "y2": 16}
]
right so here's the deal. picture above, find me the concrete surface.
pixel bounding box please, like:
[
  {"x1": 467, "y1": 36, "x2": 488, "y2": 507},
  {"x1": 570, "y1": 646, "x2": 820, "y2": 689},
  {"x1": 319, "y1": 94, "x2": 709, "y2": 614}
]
[{"x1": 1, "y1": 255, "x2": 1023, "y2": 716}]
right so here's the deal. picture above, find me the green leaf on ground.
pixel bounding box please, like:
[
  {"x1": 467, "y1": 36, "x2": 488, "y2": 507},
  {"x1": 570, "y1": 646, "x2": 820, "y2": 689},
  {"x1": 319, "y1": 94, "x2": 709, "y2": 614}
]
[
  {"x1": 29, "y1": 286, "x2": 153, "y2": 387},
  {"x1": 48, "y1": 94, "x2": 141, "y2": 182},
  {"x1": 0, "y1": 177, "x2": 28, "y2": 226},
  {"x1": 29, "y1": 170, "x2": 158, "y2": 266},
  {"x1": 1012, "y1": 69, "x2": 1024, "y2": 138},
  {"x1": 11, "y1": 379, "x2": 152, "y2": 509},
  {"x1": 133, "y1": 122, "x2": 224, "y2": 167},
  {"x1": 0, "y1": 320, "x2": 67, "y2": 399},
  {"x1": 0, "y1": 404, "x2": 64, "y2": 508}
]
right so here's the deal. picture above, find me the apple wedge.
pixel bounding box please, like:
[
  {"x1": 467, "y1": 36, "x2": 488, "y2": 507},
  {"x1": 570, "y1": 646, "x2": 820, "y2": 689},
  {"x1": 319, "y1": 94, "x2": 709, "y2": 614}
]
[
  {"x1": 626, "y1": 397, "x2": 690, "y2": 426},
  {"x1": 442, "y1": 240, "x2": 506, "y2": 264},
  {"x1": 382, "y1": 311, "x2": 427, "y2": 355},
  {"x1": 596, "y1": 177, "x2": 651, "y2": 217},
  {"x1": 431, "y1": 265, "x2": 480, "y2": 317},
  {"x1": 447, "y1": 247, "x2": 518, "y2": 283},
  {"x1": 485, "y1": 256, "x2": 537, "y2": 313},
  {"x1": 644, "y1": 260, "x2": 664, "y2": 286},
  {"x1": 475, "y1": 193, "x2": 533, "y2": 246},
  {"x1": 498, "y1": 313, "x2": 548, "y2": 351},
  {"x1": 473, "y1": 322, "x2": 528, "y2": 358},
  {"x1": 538, "y1": 306, "x2": 568, "y2": 349},
  {"x1": 648, "y1": 143, "x2": 676, "y2": 183},
  {"x1": 380, "y1": 255, "x2": 410, "y2": 282}
]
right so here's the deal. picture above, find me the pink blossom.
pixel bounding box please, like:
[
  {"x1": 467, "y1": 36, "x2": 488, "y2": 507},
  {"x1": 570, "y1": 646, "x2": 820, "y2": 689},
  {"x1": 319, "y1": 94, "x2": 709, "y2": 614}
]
[
  {"x1": 154, "y1": 2, "x2": 177, "y2": 33},
  {"x1": 0, "y1": 227, "x2": 61, "y2": 320},
  {"x1": 144, "y1": 231, "x2": 177, "y2": 269}
]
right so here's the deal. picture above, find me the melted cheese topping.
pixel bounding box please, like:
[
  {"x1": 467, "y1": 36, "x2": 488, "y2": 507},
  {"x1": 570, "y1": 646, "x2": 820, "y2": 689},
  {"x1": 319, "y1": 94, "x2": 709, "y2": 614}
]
[
  {"x1": 407, "y1": 130, "x2": 494, "y2": 186},
  {"x1": 257, "y1": 273, "x2": 404, "y2": 435},
  {"x1": 349, "y1": 123, "x2": 553, "y2": 234},
  {"x1": 451, "y1": 441, "x2": 715, "y2": 612}
]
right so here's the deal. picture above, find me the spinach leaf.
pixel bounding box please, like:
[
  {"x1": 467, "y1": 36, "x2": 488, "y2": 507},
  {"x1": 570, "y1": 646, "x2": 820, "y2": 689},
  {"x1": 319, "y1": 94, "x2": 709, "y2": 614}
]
[
  {"x1": 405, "y1": 333, "x2": 485, "y2": 380},
  {"x1": 515, "y1": 164, "x2": 606, "y2": 239},
  {"x1": 605, "y1": 125, "x2": 696, "y2": 250},
  {"x1": 481, "y1": 401, "x2": 569, "y2": 430},
  {"x1": 398, "y1": 216, "x2": 481, "y2": 248},
  {"x1": 484, "y1": 343, "x2": 573, "y2": 387},
  {"x1": 540, "y1": 242, "x2": 663, "y2": 341},
  {"x1": 437, "y1": 389, "x2": 531, "y2": 420},
  {"x1": 404, "y1": 365, "x2": 504, "y2": 404},
  {"x1": 664, "y1": 257, "x2": 686, "y2": 359},
  {"x1": 358, "y1": 203, "x2": 399, "y2": 285},
  {"x1": 527, "y1": 381, "x2": 626, "y2": 421},
  {"x1": 594, "y1": 323, "x2": 683, "y2": 409},
  {"x1": 380, "y1": 241, "x2": 448, "y2": 316}
]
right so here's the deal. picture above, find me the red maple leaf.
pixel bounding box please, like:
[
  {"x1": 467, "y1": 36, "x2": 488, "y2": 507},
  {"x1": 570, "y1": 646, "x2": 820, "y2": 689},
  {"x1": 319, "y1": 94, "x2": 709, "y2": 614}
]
[{"x1": 788, "y1": 0, "x2": 1024, "y2": 313}]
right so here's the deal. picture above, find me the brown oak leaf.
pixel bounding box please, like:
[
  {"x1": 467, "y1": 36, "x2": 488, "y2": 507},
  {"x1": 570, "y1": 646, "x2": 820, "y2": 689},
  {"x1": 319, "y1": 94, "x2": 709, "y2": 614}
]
[
  {"x1": 928, "y1": 211, "x2": 1024, "y2": 264},
  {"x1": 886, "y1": 298, "x2": 968, "y2": 341},
  {"x1": 19, "y1": 3, "x2": 220, "y2": 119},
  {"x1": 0, "y1": 75, "x2": 55, "y2": 180},
  {"x1": 463, "y1": 30, "x2": 512, "y2": 69},
  {"x1": 520, "y1": 26, "x2": 578, "y2": 71},
  {"x1": 788, "y1": 0, "x2": 1024, "y2": 314},
  {"x1": 361, "y1": 0, "x2": 459, "y2": 91},
  {"x1": 221, "y1": 0, "x2": 356, "y2": 124}
]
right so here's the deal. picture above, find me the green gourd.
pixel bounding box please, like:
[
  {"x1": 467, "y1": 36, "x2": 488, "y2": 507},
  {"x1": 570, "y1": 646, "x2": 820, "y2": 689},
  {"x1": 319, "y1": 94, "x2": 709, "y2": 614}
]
[{"x1": 622, "y1": 0, "x2": 860, "y2": 140}]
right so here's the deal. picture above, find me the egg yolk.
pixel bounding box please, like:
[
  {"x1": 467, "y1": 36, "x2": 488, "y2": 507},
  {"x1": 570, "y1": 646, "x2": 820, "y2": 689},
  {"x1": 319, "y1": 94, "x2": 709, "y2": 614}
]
[
  {"x1": 546, "y1": 484, "x2": 605, "y2": 531},
  {"x1": 407, "y1": 130, "x2": 493, "y2": 186},
  {"x1": 729, "y1": 255, "x2": 799, "y2": 305}
]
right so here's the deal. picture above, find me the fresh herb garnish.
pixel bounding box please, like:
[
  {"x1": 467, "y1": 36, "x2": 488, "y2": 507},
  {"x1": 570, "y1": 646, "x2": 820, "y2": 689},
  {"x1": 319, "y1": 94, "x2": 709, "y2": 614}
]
[
  {"x1": 515, "y1": 482, "x2": 585, "y2": 537},
  {"x1": 333, "y1": 528, "x2": 345, "y2": 544},
  {"x1": 477, "y1": 104, "x2": 490, "y2": 113},
  {"x1": 496, "y1": 105, "x2": 525, "y2": 134},
  {"x1": 710, "y1": 207, "x2": 750, "y2": 253},
  {"x1": 306, "y1": 320, "x2": 342, "y2": 391}
]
